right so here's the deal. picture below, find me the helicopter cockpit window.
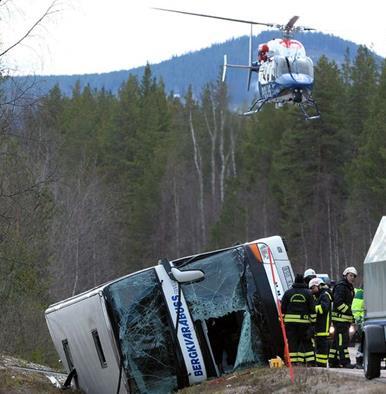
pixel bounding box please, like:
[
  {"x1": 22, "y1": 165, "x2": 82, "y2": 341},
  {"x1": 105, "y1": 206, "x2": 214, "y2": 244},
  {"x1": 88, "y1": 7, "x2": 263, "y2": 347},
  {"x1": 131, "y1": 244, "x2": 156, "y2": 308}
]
[
  {"x1": 286, "y1": 45, "x2": 306, "y2": 58},
  {"x1": 275, "y1": 56, "x2": 314, "y2": 79},
  {"x1": 180, "y1": 247, "x2": 263, "y2": 372}
]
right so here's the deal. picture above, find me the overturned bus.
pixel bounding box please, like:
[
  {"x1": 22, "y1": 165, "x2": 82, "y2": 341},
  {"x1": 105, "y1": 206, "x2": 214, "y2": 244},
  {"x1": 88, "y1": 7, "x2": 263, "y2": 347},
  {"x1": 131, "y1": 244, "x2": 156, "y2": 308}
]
[{"x1": 45, "y1": 235, "x2": 294, "y2": 393}]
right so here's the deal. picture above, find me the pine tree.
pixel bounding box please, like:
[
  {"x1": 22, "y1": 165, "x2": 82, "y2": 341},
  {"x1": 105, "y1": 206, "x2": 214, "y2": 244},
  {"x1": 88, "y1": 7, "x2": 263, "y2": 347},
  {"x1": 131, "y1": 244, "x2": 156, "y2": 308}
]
[
  {"x1": 345, "y1": 46, "x2": 378, "y2": 153},
  {"x1": 115, "y1": 65, "x2": 173, "y2": 267},
  {"x1": 345, "y1": 60, "x2": 386, "y2": 263},
  {"x1": 272, "y1": 57, "x2": 347, "y2": 276}
]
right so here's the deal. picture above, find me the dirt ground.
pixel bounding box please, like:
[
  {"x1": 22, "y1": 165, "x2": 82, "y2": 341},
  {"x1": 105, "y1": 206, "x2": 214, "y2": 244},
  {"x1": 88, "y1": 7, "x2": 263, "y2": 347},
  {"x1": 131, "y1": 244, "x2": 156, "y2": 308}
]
[
  {"x1": 1, "y1": 353, "x2": 385, "y2": 393},
  {"x1": 179, "y1": 366, "x2": 386, "y2": 394}
]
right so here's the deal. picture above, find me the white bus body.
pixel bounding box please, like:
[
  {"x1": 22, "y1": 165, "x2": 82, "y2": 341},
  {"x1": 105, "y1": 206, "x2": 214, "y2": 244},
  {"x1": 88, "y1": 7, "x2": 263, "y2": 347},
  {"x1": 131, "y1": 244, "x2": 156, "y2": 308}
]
[{"x1": 45, "y1": 235, "x2": 294, "y2": 393}]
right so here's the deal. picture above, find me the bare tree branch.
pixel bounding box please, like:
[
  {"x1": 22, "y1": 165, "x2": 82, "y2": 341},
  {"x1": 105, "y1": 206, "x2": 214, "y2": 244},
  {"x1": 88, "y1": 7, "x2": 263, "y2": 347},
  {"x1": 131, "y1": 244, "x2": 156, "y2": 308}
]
[
  {"x1": 0, "y1": 177, "x2": 55, "y2": 198},
  {"x1": 0, "y1": 1, "x2": 59, "y2": 58}
]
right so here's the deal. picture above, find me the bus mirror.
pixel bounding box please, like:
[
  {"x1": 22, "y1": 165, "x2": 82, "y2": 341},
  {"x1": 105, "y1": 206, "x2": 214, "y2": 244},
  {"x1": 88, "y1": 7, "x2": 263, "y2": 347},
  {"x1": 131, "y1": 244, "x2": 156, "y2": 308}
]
[{"x1": 171, "y1": 267, "x2": 204, "y2": 283}]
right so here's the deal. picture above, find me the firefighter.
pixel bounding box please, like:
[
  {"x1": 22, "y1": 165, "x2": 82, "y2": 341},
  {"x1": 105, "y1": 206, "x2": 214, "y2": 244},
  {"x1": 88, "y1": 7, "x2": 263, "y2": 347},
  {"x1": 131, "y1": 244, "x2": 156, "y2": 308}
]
[
  {"x1": 309, "y1": 277, "x2": 332, "y2": 367},
  {"x1": 303, "y1": 268, "x2": 317, "y2": 286},
  {"x1": 281, "y1": 273, "x2": 315, "y2": 365},
  {"x1": 328, "y1": 266, "x2": 357, "y2": 368}
]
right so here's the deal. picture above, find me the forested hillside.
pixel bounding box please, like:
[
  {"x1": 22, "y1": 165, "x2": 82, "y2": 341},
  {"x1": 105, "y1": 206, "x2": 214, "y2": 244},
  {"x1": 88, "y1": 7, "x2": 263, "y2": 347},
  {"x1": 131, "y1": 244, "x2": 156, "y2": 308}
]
[
  {"x1": 16, "y1": 31, "x2": 371, "y2": 106},
  {"x1": 1, "y1": 46, "x2": 385, "y2": 365}
]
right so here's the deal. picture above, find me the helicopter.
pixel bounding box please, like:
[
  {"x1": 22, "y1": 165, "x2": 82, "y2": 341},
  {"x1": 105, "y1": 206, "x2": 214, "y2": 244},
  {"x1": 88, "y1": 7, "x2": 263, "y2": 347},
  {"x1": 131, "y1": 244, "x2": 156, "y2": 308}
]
[{"x1": 154, "y1": 8, "x2": 320, "y2": 120}]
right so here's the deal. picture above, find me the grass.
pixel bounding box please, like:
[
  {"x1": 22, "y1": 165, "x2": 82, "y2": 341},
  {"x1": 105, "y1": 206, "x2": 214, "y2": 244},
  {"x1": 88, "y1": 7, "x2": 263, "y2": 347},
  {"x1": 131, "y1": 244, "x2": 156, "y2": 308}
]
[
  {"x1": 0, "y1": 368, "x2": 85, "y2": 394},
  {"x1": 0, "y1": 369, "x2": 62, "y2": 393}
]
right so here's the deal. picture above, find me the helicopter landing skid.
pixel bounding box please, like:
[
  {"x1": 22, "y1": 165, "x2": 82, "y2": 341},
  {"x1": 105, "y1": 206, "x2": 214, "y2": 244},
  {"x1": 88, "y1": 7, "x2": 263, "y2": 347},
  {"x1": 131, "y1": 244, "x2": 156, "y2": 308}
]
[
  {"x1": 241, "y1": 98, "x2": 269, "y2": 116},
  {"x1": 299, "y1": 98, "x2": 320, "y2": 120}
]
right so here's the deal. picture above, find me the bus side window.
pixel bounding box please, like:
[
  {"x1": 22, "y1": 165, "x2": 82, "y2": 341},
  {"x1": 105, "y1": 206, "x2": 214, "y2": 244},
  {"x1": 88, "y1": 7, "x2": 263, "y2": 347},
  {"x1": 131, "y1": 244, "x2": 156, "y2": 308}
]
[
  {"x1": 62, "y1": 339, "x2": 74, "y2": 371},
  {"x1": 91, "y1": 329, "x2": 108, "y2": 368}
]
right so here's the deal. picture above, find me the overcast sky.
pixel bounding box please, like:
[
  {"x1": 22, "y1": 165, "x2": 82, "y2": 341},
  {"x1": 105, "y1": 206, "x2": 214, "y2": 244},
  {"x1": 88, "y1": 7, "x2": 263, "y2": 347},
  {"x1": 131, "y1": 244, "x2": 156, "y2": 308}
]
[{"x1": 2, "y1": 0, "x2": 386, "y2": 76}]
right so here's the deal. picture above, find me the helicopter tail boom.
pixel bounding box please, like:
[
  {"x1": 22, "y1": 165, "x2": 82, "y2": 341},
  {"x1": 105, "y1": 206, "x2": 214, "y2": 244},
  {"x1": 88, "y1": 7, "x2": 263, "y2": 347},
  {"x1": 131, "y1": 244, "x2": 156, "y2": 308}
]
[{"x1": 248, "y1": 24, "x2": 253, "y2": 91}]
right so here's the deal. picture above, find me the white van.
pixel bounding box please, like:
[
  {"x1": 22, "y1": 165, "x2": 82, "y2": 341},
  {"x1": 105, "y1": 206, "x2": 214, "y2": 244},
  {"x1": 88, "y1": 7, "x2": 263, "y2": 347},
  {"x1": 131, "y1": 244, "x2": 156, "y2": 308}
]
[{"x1": 45, "y1": 235, "x2": 294, "y2": 393}]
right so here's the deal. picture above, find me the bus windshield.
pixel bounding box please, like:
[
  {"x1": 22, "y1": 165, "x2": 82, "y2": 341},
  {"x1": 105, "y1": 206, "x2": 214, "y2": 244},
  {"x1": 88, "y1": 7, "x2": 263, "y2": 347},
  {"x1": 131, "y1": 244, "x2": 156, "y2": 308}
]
[
  {"x1": 181, "y1": 247, "x2": 264, "y2": 372},
  {"x1": 104, "y1": 269, "x2": 178, "y2": 393}
]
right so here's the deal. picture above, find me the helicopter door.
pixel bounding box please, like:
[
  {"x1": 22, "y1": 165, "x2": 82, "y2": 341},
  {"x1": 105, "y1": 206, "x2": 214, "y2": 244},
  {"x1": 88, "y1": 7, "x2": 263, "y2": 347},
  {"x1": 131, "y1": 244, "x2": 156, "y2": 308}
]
[
  {"x1": 266, "y1": 61, "x2": 276, "y2": 82},
  {"x1": 258, "y1": 61, "x2": 276, "y2": 85},
  {"x1": 258, "y1": 63, "x2": 269, "y2": 85}
]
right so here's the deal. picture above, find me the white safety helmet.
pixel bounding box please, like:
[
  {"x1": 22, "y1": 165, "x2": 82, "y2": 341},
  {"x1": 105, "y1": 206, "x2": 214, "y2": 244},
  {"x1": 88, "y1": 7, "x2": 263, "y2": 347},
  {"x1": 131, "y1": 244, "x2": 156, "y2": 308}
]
[
  {"x1": 304, "y1": 268, "x2": 316, "y2": 278},
  {"x1": 343, "y1": 266, "x2": 358, "y2": 276},
  {"x1": 309, "y1": 277, "x2": 324, "y2": 288}
]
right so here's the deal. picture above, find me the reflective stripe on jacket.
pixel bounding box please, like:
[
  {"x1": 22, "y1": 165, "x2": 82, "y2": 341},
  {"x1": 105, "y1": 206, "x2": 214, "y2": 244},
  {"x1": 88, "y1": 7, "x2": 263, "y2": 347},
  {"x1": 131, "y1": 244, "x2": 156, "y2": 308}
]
[
  {"x1": 281, "y1": 283, "x2": 315, "y2": 324},
  {"x1": 332, "y1": 278, "x2": 354, "y2": 324},
  {"x1": 314, "y1": 289, "x2": 332, "y2": 336}
]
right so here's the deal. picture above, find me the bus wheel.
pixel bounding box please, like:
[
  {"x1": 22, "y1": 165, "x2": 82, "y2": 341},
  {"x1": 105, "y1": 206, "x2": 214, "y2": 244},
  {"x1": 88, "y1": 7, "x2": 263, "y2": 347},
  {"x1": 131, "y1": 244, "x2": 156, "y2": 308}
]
[{"x1": 364, "y1": 336, "x2": 381, "y2": 379}]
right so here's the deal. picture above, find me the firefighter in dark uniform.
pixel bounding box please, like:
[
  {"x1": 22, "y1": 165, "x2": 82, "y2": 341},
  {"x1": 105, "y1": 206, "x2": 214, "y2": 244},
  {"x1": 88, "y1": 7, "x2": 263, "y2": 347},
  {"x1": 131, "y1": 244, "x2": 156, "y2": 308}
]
[
  {"x1": 281, "y1": 273, "x2": 316, "y2": 365},
  {"x1": 329, "y1": 266, "x2": 357, "y2": 368},
  {"x1": 309, "y1": 277, "x2": 332, "y2": 367}
]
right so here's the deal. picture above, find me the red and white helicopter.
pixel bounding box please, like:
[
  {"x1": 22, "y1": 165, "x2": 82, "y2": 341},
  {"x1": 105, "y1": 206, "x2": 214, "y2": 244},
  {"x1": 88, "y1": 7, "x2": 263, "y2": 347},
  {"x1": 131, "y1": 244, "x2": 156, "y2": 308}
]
[{"x1": 155, "y1": 8, "x2": 320, "y2": 120}]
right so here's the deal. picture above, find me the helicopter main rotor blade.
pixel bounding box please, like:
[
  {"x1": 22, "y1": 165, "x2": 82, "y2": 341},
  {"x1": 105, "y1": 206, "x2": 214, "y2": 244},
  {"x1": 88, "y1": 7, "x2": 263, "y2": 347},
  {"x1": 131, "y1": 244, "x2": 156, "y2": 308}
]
[
  {"x1": 284, "y1": 16, "x2": 299, "y2": 31},
  {"x1": 153, "y1": 7, "x2": 276, "y2": 28}
]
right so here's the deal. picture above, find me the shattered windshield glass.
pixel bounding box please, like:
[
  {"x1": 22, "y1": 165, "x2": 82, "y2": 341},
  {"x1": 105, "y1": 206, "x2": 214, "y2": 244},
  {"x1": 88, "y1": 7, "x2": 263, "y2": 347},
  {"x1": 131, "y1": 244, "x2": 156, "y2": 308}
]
[
  {"x1": 181, "y1": 248, "x2": 246, "y2": 320},
  {"x1": 104, "y1": 269, "x2": 178, "y2": 394},
  {"x1": 181, "y1": 247, "x2": 263, "y2": 369}
]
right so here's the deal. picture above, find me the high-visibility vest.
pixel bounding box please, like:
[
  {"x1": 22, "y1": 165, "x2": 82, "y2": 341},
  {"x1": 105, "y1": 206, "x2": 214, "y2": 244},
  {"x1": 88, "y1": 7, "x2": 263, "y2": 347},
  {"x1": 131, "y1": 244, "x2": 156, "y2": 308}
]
[{"x1": 352, "y1": 288, "x2": 364, "y2": 321}]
